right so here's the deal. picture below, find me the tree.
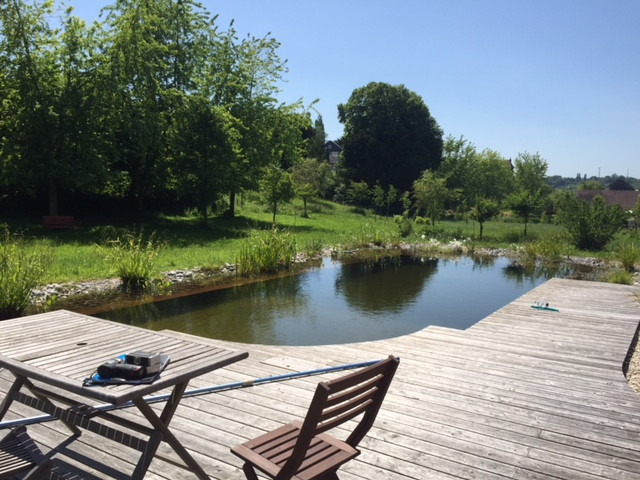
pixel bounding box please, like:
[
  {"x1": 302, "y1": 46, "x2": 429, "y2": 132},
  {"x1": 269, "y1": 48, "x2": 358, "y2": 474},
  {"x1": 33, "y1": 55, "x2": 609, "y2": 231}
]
[
  {"x1": 102, "y1": 0, "x2": 213, "y2": 212},
  {"x1": 172, "y1": 96, "x2": 242, "y2": 224},
  {"x1": 0, "y1": 1, "x2": 107, "y2": 215},
  {"x1": 386, "y1": 184, "x2": 399, "y2": 216},
  {"x1": 438, "y1": 135, "x2": 477, "y2": 211},
  {"x1": 470, "y1": 197, "x2": 500, "y2": 239},
  {"x1": 372, "y1": 182, "x2": 386, "y2": 215},
  {"x1": 346, "y1": 181, "x2": 371, "y2": 208},
  {"x1": 338, "y1": 82, "x2": 443, "y2": 193},
  {"x1": 413, "y1": 169, "x2": 448, "y2": 225},
  {"x1": 259, "y1": 165, "x2": 295, "y2": 224},
  {"x1": 609, "y1": 177, "x2": 634, "y2": 191},
  {"x1": 207, "y1": 24, "x2": 293, "y2": 217},
  {"x1": 507, "y1": 152, "x2": 549, "y2": 237},
  {"x1": 305, "y1": 115, "x2": 328, "y2": 161},
  {"x1": 555, "y1": 193, "x2": 627, "y2": 250},
  {"x1": 291, "y1": 157, "x2": 325, "y2": 217},
  {"x1": 578, "y1": 180, "x2": 605, "y2": 190}
]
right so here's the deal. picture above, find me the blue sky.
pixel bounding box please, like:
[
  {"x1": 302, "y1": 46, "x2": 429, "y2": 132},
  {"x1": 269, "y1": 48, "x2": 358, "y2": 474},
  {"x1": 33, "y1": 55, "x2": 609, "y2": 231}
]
[{"x1": 65, "y1": 0, "x2": 639, "y2": 178}]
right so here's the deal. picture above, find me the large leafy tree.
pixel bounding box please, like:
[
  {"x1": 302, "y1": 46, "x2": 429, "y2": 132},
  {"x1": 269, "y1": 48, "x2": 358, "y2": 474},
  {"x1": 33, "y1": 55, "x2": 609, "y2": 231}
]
[
  {"x1": 305, "y1": 115, "x2": 328, "y2": 161},
  {"x1": 507, "y1": 152, "x2": 550, "y2": 237},
  {"x1": 438, "y1": 135, "x2": 478, "y2": 211},
  {"x1": 171, "y1": 95, "x2": 242, "y2": 224},
  {"x1": 207, "y1": 25, "x2": 294, "y2": 217},
  {"x1": 338, "y1": 82, "x2": 443, "y2": 193},
  {"x1": 0, "y1": 1, "x2": 107, "y2": 215},
  {"x1": 102, "y1": 0, "x2": 212, "y2": 212}
]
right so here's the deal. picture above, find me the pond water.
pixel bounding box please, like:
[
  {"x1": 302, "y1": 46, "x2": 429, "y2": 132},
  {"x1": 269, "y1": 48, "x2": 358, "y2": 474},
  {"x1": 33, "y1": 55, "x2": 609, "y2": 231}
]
[{"x1": 96, "y1": 255, "x2": 581, "y2": 346}]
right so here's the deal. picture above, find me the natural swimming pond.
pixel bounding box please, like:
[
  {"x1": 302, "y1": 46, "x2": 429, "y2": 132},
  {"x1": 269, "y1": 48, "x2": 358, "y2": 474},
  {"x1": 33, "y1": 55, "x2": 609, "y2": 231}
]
[{"x1": 96, "y1": 255, "x2": 585, "y2": 346}]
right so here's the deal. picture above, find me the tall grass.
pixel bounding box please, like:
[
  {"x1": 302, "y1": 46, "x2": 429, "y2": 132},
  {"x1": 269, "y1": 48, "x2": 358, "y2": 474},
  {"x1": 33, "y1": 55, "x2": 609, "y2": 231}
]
[
  {"x1": 99, "y1": 230, "x2": 162, "y2": 291},
  {"x1": 519, "y1": 235, "x2": 569, "y2": 265},
  {"x1": 615, "y1": 240, "x2": 640, "y2": 272},
  {"x1": 0, "y1": 228, "x2": 50, "y2": 319},
  {"x1": 236, "y1": 228, "x2": 297, "y2": 276}
]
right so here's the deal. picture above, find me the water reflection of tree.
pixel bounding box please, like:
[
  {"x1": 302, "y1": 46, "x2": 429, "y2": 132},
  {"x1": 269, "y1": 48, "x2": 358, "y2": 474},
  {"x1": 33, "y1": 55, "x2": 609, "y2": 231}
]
[
  {"x1": 102, "y1": 274, "x2": 307, "y2": 344},
  {"x1": 501, "y1": 260, "x2": 590, "y2": 285},
  {"x1": 335, "y1": 256, "x2": 438, "y2": 314}
]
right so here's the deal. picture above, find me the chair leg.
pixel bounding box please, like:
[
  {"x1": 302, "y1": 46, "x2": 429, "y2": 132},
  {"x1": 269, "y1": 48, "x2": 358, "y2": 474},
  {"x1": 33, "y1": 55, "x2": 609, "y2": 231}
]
[{"x1": 242, "y1": 462, "x2": 260, "y2": 480}]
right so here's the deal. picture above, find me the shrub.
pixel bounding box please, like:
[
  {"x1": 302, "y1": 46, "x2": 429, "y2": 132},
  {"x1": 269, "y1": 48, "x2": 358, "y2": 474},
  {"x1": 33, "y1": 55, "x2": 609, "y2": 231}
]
[
  {"x1": 520, "y1": 235, "x2": 568, "y2": 264},
  {"x1": 0, "y1": 228, "x2": 50, "y2": 319},
  {"x1": 394, "y1": 215, "x2": 413, "y2": 238},
  {"x1": 100, "y1": 230, "x2": 161, "y2": 291},
  {"x1": 608, "y1": 269, "x2": 634, "y2": 285},
  {"x1": 556, "y1": 194, "x2": 627, "y2": 250},
  {"x1": 237, "y1": 228, "x2": 297, "y2": 276}
]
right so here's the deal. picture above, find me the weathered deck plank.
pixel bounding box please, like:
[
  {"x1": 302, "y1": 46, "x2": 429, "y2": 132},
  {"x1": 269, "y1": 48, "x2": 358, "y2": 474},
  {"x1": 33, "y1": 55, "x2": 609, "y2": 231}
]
[{"x1": 1, "y1": 277, "x2": 639, "y2": 479}]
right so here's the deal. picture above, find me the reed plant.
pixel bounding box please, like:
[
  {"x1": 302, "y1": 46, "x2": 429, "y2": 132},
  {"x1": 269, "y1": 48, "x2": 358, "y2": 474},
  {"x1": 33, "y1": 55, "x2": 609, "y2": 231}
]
[
  {"x1": 615, "y1": 239, "x2": 640, "y2": 272},
  {"x1": 236, "y1": 228, "x2": 297, "y2": 276},
  {"x1": 520, "y1": 235, "x2": 568, "y2": 265},
  {"x1": 99, "y1": 229, "x2": 161, "y2": 291},
  {"x1": 0, "y1": 228, "x2": 50, "y2": 319}
]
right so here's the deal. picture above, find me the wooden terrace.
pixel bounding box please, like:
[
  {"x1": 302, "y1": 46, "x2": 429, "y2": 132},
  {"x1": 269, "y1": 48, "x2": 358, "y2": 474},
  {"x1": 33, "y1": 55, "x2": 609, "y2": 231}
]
[{"x1": 1, "y1": 278, "x2": 639, "y2": 479}]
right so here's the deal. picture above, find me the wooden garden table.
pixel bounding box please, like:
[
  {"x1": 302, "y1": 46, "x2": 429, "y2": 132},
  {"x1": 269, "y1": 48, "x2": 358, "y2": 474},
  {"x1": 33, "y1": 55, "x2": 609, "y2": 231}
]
[{"x1": 0, "y1": 310, "x2": 248, "y2": 479}]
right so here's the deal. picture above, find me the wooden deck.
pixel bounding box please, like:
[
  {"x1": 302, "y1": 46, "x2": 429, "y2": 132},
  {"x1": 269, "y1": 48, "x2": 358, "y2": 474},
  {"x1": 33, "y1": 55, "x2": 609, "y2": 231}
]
[{"x1": 1, "y1": 277, "x2": 639, "y2": 479}]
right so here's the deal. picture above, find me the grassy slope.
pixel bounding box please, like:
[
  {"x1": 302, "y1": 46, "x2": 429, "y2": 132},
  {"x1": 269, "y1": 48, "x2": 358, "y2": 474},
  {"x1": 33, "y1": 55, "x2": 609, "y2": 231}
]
[{"x1": 8, "y1": 198, "x2": 573, "y2": 284}]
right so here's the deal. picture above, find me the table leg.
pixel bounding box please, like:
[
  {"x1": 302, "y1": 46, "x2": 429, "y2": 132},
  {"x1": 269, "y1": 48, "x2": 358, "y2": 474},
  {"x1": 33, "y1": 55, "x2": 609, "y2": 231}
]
[
  {"x1": 0, "y1": 374, "x2": 81, "y2": 436},
  {"x1": 131, "y1": 381, "x2": 209, "y2": 480},
  {"x1": 0, "y1": 376, "x2": 23, "y2": 420}
]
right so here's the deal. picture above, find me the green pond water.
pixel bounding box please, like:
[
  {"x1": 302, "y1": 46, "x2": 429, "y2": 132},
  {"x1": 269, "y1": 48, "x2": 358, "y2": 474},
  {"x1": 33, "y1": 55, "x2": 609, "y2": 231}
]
[{"x1": 96, "y1": 255, "x2": 581, "y2": 346}]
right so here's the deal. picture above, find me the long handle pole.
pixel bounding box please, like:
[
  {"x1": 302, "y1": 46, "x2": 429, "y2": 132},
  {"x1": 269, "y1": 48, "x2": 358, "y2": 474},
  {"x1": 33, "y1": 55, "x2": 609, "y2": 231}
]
[{"x1": 0, "y1": 359, "x2": 381, "y2": 430}]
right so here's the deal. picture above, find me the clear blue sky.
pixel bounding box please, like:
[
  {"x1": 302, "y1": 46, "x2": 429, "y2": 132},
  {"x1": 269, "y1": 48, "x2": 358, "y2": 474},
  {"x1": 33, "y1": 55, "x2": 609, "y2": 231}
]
[{"x1": 65, "y1": 0, "x2": 639, "y2": 178}]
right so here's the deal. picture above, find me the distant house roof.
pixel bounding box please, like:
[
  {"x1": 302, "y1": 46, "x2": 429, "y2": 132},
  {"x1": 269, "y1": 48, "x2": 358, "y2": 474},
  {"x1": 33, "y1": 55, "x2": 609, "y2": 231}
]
[
  {"x1": 325, "y1": 140, "x2": 342, "y2": 152},
  {"x1": 576, "y1": 190, "x2": 639, "y2": 210}
]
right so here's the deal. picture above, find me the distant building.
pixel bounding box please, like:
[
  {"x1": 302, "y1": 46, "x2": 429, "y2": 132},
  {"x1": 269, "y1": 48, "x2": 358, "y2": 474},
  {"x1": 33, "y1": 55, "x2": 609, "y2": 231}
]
[
  {"x1": 576, "y1": 190, "x2": 639, "y2": 210},
  {"x1": 325, "y1": 141, "x2": 342, "y2": 169}
]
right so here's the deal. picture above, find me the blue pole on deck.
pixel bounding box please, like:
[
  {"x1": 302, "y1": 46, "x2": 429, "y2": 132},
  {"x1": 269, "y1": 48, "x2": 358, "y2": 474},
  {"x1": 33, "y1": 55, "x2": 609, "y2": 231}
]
[{"x1": 0, "y1": 359, "x2": 383, "y2": 429}]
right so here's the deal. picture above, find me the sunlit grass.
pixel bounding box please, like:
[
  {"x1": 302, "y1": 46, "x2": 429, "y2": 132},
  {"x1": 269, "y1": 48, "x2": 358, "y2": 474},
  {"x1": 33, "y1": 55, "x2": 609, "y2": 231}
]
[{"x1": 7, "y1": 199, "x2": 592, "y2": 285}]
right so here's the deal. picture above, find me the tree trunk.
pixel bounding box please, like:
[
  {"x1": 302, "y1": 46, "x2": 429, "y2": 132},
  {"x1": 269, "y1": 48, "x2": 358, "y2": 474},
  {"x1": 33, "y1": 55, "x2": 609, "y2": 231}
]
[
  {"x1": 227, "y1": 191, "x2": 236, "y2": 218},
  {"x1": 48, "y1": 181, "x2": 58, "y2": 216}
]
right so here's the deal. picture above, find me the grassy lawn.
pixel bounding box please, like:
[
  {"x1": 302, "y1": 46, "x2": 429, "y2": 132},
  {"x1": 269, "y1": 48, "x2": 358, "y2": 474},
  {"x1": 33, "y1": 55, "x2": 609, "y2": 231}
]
[{"x1": 3, "y1": 198, "x2": 586, "y2": 285}]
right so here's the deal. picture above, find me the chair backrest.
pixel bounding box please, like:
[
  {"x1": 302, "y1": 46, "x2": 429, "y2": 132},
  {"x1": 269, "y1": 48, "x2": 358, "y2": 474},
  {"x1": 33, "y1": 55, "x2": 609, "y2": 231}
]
[{"x1": 281, "y1": 355, "x2": 399, "y2": 478}]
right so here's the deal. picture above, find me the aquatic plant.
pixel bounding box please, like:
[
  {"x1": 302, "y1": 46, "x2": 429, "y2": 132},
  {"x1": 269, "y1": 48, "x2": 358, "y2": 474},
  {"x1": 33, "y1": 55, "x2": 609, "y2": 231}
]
[
  {"x1": 615, "y1": 239, "x2": 640, "y2": 272},
  {"x1": 99, "y1": 230, "x2": 161, "y2": 291},
  {"x1": 236, "y1": 228, "x2": 297, "y2": 276}
]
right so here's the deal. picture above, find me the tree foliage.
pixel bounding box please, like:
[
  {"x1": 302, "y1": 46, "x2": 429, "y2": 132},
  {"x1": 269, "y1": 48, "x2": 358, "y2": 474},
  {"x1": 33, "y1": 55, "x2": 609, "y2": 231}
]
[
  {"x1": 413, "y1": 169, "x2": 448, "y2": 225},
  {"x1": 470, "y1": 197, "x2": 500, "y2": 240},
  {"x1": 290, "y1": 157, "x2": 329, "y2": 217},
  {"x1": 0, "y1": 0, "x2": 107, "y2": 215},
  {"x1": 259, "y1": 165, "x2": 295, "y2": 224},
  {"x1": 555, "y1": 193, "x2": 627, "y2": 250},
  {"x1": 0, "y1": 0, "x2": 305, "y2": 218},
  {"x1": 507, "y1": 152, "x2": 549, "y2": 236},
  {"x1": 338, "y1": 82, "x2": 443, "y2": 193}
]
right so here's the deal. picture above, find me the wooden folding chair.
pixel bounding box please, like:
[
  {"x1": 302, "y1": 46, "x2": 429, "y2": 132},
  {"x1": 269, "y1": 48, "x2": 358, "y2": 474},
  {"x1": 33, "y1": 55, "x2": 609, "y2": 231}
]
[
  {"x1": 0, "y1": 426, "x2": 52, "y2": 480},
  {"x1": 231, "y1": 355, "x2": 399, "y2": 480}
]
